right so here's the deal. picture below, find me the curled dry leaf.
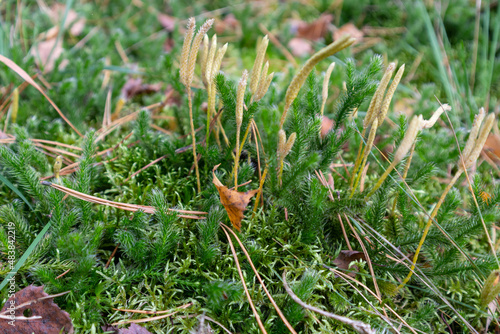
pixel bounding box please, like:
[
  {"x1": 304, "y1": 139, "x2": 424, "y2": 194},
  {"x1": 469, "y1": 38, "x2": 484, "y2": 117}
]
[
  {"x1": 212, "y1": 164, "x2": 258, "y2": 231},
  {"x1": 291, "y1": 14, "x2": 333, "y2": 41},
  {"x1": 0, "y1": 285, "x2": 73, "y2": 334},
  {"x1": 333, "y1": 23, "x2": 364, "y2": 44},
  {"x1": 32, "y1": 37, "x2": 65, "y2": 73},
  {"x1": 332, "y1": 250, "x2": 366, "y2": 277}
]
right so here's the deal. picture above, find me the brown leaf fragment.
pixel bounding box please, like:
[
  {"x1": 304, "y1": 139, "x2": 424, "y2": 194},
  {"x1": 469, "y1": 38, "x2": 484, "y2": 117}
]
[
  {"x1": 32, "y1": 37, "x2": 65, "y2": 73},
  {"x1": 483, "y1": 133, "x2": 500, "y2": 164},
  {"x1": 333, "y1": 23, "x2": 364, "y2": 44},
  {"x1": 214, "y1": 14, "x2": 241, "y2": 34},
  {"x1": 288, "y1": 38, "x2": 312, "y2": 57},
  {"x1": 332, "y1": 250, "x2": 366, "y2": 277},
  {"x1": 212, "y1": 164, "x2": 258, "y2": 231},
  {"x1": 321, "y1": 116, "x2": 334, "y2": 138},
  {"x1": 47, "y1": 4, "x2": 86, "y2": 36},
  {"x1": 291, "y1": 14, "x2": 333, "y2": 41},
  {"x1": 120, "y1": 78, "x2": 161, "y2": 100},
  {"x1": 0, "y1": 285, "x2": 73, "y2": 334},
  {"x1": 157, "y1": 14, "x2": 176, "y2": 32},
  {"x1": 118, "y1": 323, "x2": 153, "y2": 334}
]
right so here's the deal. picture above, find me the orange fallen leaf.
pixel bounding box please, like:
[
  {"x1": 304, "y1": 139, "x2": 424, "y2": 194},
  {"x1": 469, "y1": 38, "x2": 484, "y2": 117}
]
[
  {"x1": 212, "y1": 164, "x2": 258, "y2": 231},
  {"x1": 157, "y1": 13, "x2": 176, "y2": 32},
  {"x1": 321, "y1": 116, "x2": 334, "y2": 138}
]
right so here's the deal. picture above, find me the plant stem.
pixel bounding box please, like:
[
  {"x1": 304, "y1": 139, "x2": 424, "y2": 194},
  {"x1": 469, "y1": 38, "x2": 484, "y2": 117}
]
[
  {"x1": 188, "y1": 87, "x2": 201, "y2": 193},
  {"x1": 350, "y1": 128, "x2": 367, "y2": 191},
  {"x1": 397, "y1": 170, "x2": 462, "y2": 291},
  {"x1": 391, "y1": 142, "x2": 416, "y2": 215},
  {"x1": 234, "y1": 124, "x2": 241, "y2": 190}
]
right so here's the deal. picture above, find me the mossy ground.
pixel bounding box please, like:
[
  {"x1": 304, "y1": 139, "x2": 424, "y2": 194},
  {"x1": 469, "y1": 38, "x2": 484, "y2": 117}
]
[{"x1": 1, "y1": 1, "x2": 500, "y2": 333}]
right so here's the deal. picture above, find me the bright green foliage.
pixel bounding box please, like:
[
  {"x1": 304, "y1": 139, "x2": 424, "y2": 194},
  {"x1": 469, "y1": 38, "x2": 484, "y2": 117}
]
[{"x1": 1, "y1": 1, "x2": 500, "y2": 333}]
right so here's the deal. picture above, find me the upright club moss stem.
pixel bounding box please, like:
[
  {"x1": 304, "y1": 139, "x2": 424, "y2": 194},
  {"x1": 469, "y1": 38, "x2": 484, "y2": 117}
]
[
  {"x1": 187, "y1": 87, "x2": 201, "y2": 193},
  {"x1": 397, "y1": 170, "x2": 462, "y2": 290}
]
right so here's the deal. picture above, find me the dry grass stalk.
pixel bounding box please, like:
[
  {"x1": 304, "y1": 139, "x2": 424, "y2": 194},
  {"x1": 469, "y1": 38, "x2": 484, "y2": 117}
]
[
  {"x1": 282, "y1": 270, "x2": 375, "y2": 334},
  {"x1": 111, "y1": 303, "x2": 192, "y2": 326},
  {"x1": 221, "y1": 223, "x2": 296, "y2": 333},
  {"x1": 221, "y1": 226, "x2": 268, "y2": 333},
  {"x1": 41, "y1": 181, "x2": 208, "y2": 219},
  {"x1": 280, "y1": 35, "x2": 355, "y2": 128}
]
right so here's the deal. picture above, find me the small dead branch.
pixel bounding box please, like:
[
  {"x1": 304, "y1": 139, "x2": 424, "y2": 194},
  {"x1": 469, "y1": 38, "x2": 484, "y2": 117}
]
[
  {"x1": 282, "y1": 270, "x2": 375, "y2": 334},
  {"x1": 41, "y1": 181, "x2": 207, "y2": 219}
]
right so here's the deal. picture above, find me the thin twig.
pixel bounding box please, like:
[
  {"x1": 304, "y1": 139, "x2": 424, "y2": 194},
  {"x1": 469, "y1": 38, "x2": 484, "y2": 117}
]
[
  {"x1": 221, "y1": 223, "x2": 296, "y2": 333},
  {"x1": 282, "y1": 270, "x2": 375, "y2": 334},
  {"x1": 221, "y1": 226, "x2": 267, "y2": 333}
]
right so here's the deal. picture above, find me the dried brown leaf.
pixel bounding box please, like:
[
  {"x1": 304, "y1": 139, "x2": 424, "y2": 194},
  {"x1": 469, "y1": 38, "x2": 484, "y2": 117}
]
[
  {"x1": 121, "y1": 78, "x2": 162, "y2": 100},
  {"x1": 483, "y1": 133, "x2": 500, "y2": 164},
  {"x1": 332, "y1": 250, "x2": 366, "y2": 277},
  {"x1": 321, "y1": 116, "x2": 334, "y2": 138},
  {"x1": 333, "y1": 23, "x2": 363, "y2": 44},
  {"x1": 32, "y1": 37, "x2": 65, "y2": 73},
  {"x1": 47, "y1": 4, "x2": 86, "y2": 36},
  {"x1": 0, "y1": 285, "x2": 73, "y2": 333},
  {"x1": 288, "y1": 38, "x2": 312, "y2": 57},
  {"x1": 212, "y1": 164, "x2": 258, "y2": 231},
  {"x1": 157, "y1": 14, "x2": 176, "y2": 32},
  {"x1": 292, "y1": 14, "x2": 333, "y2": 41},
  {"x1": 214, "y1": 14, "x2": 240, "y2": 34}
]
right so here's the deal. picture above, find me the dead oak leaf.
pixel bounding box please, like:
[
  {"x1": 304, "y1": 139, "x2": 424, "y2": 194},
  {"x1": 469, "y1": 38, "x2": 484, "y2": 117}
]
[
  {"x1": 0, "y1": 285, "x2": 73, "y2": 334},
  {"x1": 332, "y1": 250, "x2": 366, "y2": 277},
  {"x1": 212, "y1": 164, "x2": 258, "y2": 231}
]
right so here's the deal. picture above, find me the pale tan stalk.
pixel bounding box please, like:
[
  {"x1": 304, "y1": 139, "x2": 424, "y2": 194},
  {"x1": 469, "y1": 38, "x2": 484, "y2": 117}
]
[
  {"x1": 180, "y1": 18, "x2": 214, "y2": 194},
  {"x1": 201, "y1": 34, "x2": 209, "y2": 87},
  {"x1": 277, "y1": 131, "x2": 296, "y2": 186},
  {"x1": 350, "y1": 118, "x2": 378, "y2": 198},
  {"x1": 376, "y1": 64, "x2": 405, "y2": 124},
  {"x1": 234, "y1": 70, "x2": 248, "y2": 190},
  {"x1": 10, "y1": 87, "x2": 18, "y2": 124},
  {"x1": 363, "y1": 62, "x2": 396, "y2": 129},
  {"x1": 205, "y1": 35, "x2": 218, "y2": 144},
  {"x1": 366, "y1": 115, "x2": 422, "y2": 197},
  {"x1": 320, "y1": 62, "x2": 335, "y2": 117},
  {"x1": 420, "y1": 104, "x2": 451, "y2": 129},
  {"x1": 461, "y1": 107, "x2": 486, "y2": 163},
  {"x1": 463, "y1": 112, "x2": 495, "y2": 169},
  {"x1": 397, "y1": 111, "x2": 495, "y2": 291},
  {"x1": 254, "y1": 71, "x2": 274, "y2": 102},
  {"x1": 250, "y1": 35, "x2": 269, "y2": 95},
  {"x1": 186, "y1": 19, "x2": 214, "y2": 87},
  {"x1": 179, "y1": 18, "x2": 195, "y2": 85},
  {"x1": 281, "y1": 35, "x2": 355, "y2": 128},
  {"x1": 205, "y1": 35, "x2": 217, "y2": 84}
]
